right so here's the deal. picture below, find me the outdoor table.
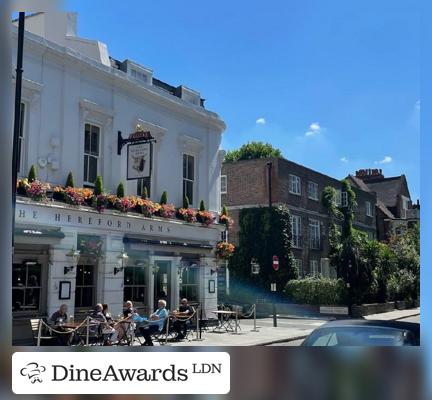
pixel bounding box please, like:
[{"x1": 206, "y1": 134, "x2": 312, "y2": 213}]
[
  {"x1": 59, "y1": 320, "x2": 99, "y2": 346},
  {"x1": 211, "y1": 310, "x2": 241, "y2": 334}
]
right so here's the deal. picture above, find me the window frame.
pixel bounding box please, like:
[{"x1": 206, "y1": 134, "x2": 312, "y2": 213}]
[
  {"x1": 341, "y1": 191, "x2": 348, "y2": 207},
  {"x1": 309, "y1": 219, "x2": 321, "y2": 250},
  {"x1": 289, "y1": 174, "x2": 301, "y2": 195},
  {"x1": 291, "y1": 214, "x2": 302, "y2": 248},
  {"x1": 124, "y1": 263, "x2": 148, "y2": 307},
  {"x1": 179, "y1": 263, "x2": 199, "y2": 302},
  {"x1": 74, "y1": 262, "x2": 96, "y2": 309},
  {"x1": 220, "y1": 175, "x2": 227, "y2": 194},
  {"x1": 307, "y1": 181, "x2": 319, "y2": 201},
  {"x1": 366, "y1": 201, "x2": 373, "y2": 217},
  {"x1": 83, "y1": 122, "x2": 101, "y2": 187},
  {"x1": 182, "y1": 153, "x2": 195, "y2": 206},
  {"x1": 310, "y1": 259, "x2": 320, "y2": 275},
  {"x1": 12, "y1": 261, "x2": 42, "y2": 313}
]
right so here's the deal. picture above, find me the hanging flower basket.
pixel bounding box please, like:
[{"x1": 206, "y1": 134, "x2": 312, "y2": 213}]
[
  {"x1": 215, "y1": 241, "x2": 235, "y2": 260},
  {"x1": 177, "y1": 208, "x2": 197, "y2": 223},
  {"x1": 78, "y1": 236, "x2": 103, "y2": 259},
  {"x1": 197, "y1": 210, "x2": 215, "y2": 226},
  {"x1": 219, "y1": 214, "x2": 233, "y2": 228}
]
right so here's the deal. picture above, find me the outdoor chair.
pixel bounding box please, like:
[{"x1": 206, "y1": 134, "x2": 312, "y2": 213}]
[{"x1": 30, "y1": 318, "x2": 57, "y2": 346}]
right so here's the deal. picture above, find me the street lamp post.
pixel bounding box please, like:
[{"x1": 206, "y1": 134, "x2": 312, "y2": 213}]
[{"x1": 250, "y1": 258, "x2": 260, "y2": 332}]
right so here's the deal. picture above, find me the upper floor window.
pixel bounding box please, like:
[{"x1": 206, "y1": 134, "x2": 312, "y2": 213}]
[
  {"x1": 84, "y1": 123, "x2": 100, "y2": 186},
  {"x1": 183, "y1": 154, "x2": 195, "y2": 205},
  {"x1": 307, "y1": 181, "x2": 319, "y2": 201},
  {"x1": 221, "y1": 175, "x2": 227, "y2": 194},
  {"x1": 309, "y1": 219, "x2": 321, "y2": 250},
  {"x1": 289, "y1": 174, "x2": 301, "y2": 195},
  {"x1": 291, "y1": 215, "x2": 302, "y2": 248},
  {"x1": 335, "y1": 189, "x2": 341, "y2": 205},
  {"x1": 341, "y1": 191, "x2": 348, "y2": 207},
  {"x1": 17, "y1": 102, "x2": 26, "y2": 174},
  {"x1": 402, "y1": 196, "x2": 410, "y2": 210},
  {"x1": 366, "y1": 201, "x2": 373, "y2": 217}
]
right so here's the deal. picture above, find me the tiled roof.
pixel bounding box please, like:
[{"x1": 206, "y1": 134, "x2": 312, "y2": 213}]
[
  {"x1": 363, "y1": 176, "x2": 406, "y2": 207},
  {"x1": 376, "y1": 200, "x2": 395, "y2": 219}
]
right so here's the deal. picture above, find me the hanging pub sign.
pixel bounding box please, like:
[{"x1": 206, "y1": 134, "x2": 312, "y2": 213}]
[
  {"x1": 127, "y1": 141, "x2": 152, "y2": 180},
  {"x1": 118, "y1": 125, "x2": 156, "y2": 180}
]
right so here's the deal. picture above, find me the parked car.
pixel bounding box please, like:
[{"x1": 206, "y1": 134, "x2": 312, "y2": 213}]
[{"x1": 302, "y1": 319, "x2": 420, "y2": 346}]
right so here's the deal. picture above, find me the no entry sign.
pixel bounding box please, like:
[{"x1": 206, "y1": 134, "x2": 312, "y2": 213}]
[{"x1": 272, "y1": 255, "x2": 279, "y2": 271}]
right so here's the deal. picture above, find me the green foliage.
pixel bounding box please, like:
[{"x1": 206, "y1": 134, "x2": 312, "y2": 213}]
[
  {"x1": 116, "y1": 182, "x2": 125, "y2": 198},
  {"x1": 28, "y1": 165, "x2": 37, "y2": 182},
  {"x1": 224, "y1": 141, "x2": 283, "y2": 162},
  {"x1": 229, "y1": 205, "x2": 294, "y2": 293},
  {"x1": 65, "y1": 171, "x2": 75, "y2": 188},
  {"x1": 94, "y1": 176, "x2": 104, "y2": 196},
  {"x1": 284, "y1": 277, "x2": 348, "y2": 305},
  {"x1": 199, "y1": 200, "x2": 206, "y2": 211},
  {"x1": 160, "y1": 191, "x2": 168, "y2": 205},
  {"x1": 221, "y1": 205, "x2": 228, "y2": 216},
  {"x1": 183, "y1": 196, "x2": 189, "y2": 209},
  {"x1": 142, "y1": 186, "x2": 148, "y2": 200}
]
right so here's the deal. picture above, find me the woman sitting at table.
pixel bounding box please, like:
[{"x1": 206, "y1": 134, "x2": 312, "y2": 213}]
[
  {"x1": 137, "y1": 299, "x2": 168, "y2": 346},
  {"x1": 90, "y1": 303, "x2": 116, "y2": 345}
]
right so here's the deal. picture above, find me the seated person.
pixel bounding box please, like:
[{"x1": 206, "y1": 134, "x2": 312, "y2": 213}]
[
  {"x1": 102, "y1": 303, "x2": 114, "y2": 325},
  {"x1": 90, "y1": 303, "x2": 116, "y2": 345},
  {"x1": 138, "y1": 300, "x2": 168, "y2": 346},
  {"x1": 172, "y1": 298, "x2": 195, "y2": 340},
  {"x1": 123, "y1": 300, "x2": 137, "y2": 318},
  {"x1": 49, "y1": 304, "x2": 69, "y2": 345}
]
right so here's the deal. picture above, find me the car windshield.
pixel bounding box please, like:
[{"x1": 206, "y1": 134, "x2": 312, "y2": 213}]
[{"x1": 303, "y1": 326, "x2": 415, "y2": 346}]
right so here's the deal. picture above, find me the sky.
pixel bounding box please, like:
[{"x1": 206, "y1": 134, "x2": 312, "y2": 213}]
[{"x1": 63, "y1": 0, "x2": 419, "y2": 200}]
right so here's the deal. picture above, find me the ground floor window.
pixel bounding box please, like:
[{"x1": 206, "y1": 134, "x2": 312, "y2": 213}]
[
  {"x1": 310, "y1": 259, "x2": 320, "y2": 275},
  {"x1": 293, "y1": 258, "x2": 303, "y2": 277},
  {"x1": 179, "y1": 262, "x2": 199, "y2": 302},
  {"x1": 75, "y1": 263, "x2": 96, "y2": 308},
  {"x1": 12, "y1": 261, "x2": 41, "y2": 312},
  {"x1": 124, "y1": 263, "x2": 148, "y2": 306}
]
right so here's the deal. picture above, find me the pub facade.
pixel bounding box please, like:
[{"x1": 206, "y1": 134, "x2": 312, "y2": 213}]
[{"x1": 12, "y1": 12, "x2": 226, "y2": 342}]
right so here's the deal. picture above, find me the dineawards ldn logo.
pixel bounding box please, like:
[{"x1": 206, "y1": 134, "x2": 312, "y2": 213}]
[
  {"x1": 20, "y1": 362, "x2": 47, "y2": 384},
  {"x1": 12, "y1": 352, "x2": 230, "y2": 394}
]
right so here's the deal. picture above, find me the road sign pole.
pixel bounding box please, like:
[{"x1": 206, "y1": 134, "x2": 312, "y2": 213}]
[{"x1": 271, "y1": 283, "x2": 277, "y2": 327}]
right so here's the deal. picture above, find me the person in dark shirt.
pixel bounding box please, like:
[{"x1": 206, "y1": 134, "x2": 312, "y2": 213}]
[
  {"x1": 123, "y1": 300, "x2": 137, "y2": 318},
  {"x1": 172, "y1": 298, "x2": 195, "y2": 340},
  {"x1": 49, "y1": 304, "x2": 68, "y2": 325},
  {"x1": 90, "y1": 303, "x2": 115, "y2": 345}
]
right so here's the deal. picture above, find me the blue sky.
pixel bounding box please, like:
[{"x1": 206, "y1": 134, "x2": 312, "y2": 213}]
[{"x1": 63, "y1": 0, "x2": 419, "y2": 200}]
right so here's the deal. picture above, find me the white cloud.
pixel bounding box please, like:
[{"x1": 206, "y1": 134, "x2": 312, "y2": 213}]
[
  {"x1": 256, "y1": 117, "x2": 266, "y2": 125},
  {"x1": 305, "y1": 121, "x2": 321, "y2": 137},
  {"x1": 340, "y1": 157, "x2": 348, "y2": 163},
  {"x1": 375, "y1": 156, "x2": 393, "y2": 164}
]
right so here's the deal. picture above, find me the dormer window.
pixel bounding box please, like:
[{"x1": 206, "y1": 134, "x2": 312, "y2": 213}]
[{"x1": 125, "y1": 60, "x2": 153, "y2": 85}]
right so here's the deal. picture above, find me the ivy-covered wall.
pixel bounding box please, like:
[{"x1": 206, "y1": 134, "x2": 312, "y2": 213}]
[{"x1": 228, "y1": 205, "x2": 296, "y2": 298}]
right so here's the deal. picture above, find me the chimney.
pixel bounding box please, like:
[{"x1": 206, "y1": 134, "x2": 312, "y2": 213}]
[{"x1": 355, "y1": 168, "x2": 384, "y2": 181}]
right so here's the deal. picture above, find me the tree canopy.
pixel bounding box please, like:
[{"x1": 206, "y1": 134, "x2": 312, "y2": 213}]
[{"x1": 224, "y1": 141, "x2": 282, "y2": 162}]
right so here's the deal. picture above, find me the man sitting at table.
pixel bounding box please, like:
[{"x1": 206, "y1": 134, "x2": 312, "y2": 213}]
[
  {"x1": 138, "y1": 299, "x2": 168, "y2": 346},
  {"x1": 90, "y1": 303, "x2": 116, "y2": 345},
  {"x1": 123, "y1": 300, "x2": 137, "y2": 318},
  {"x1": 49, "y1": 304, "x2": 68, "y2": 325},
  {"x1": 172, "y1": 298, "x2": 195, "y2": 340}
]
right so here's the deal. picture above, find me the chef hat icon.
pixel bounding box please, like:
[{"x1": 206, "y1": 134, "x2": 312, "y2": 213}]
[{"x1": 20, "y1": 362, "x2": 46, "y2": 383}]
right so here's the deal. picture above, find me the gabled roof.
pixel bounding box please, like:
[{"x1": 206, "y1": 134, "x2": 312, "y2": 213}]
[
  {"x1": 376, "y1": 200, "x2": 395, "y2": 219},
  {"x1": 347, "y1": 174, "x2": 372, "y2": 193},
  {"x1": 363, "y1": 175, "x2": 410, "y2": 207}
]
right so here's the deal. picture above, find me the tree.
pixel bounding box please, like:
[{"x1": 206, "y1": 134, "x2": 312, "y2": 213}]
[
  {"x1": 160, "y1": 191, "x2": 168, "y2": 205},
  {"x1": 65, "y1": 171, "x2": 75, "y2": 188},
  {"x1": 224, "y1": 141, "x2": 282, "y2": 162},
  {"x1": 183, "y1": 196, "x2": 189, "y2": 209},
  {"x1": 116, "y1": 182, "x2": 125, "y2": 198},
  {"x1": 199, "y1": 200, "x2": 206, "y2": 211},
  {"x1": 28, "y1": 165, "x2": 37, "y2": 182},
  {"x1": 94, "y1": 176, "x2": 104, "y2": 196}
]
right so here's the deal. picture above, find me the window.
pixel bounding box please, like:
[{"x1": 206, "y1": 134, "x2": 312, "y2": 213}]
[
  {"x1": 291, "y1": 215, "x2": 302, "y2": 248},
  {"x1": 341, "y1": 191, "x2": 348, "y2": 207},
  {"x1": 220, "y1": 175, "x2": 227, "y2": 194},
  {"x1": 124, "y1": 263, "x2": 147, "y2": 306},
  {"x1": 131, "y1": 69, "x2": 148, "y2": 83},
  {"x1": 137, "y1": 177, "x2": 151, "y2": 198},
  {"x1": 179, "y1": 263, "x2": 199, "y2": 302},
  {"x1": 366, "y1": 201, "x2": 373, "y2": 217},
  {"x1": 221, "y1": 230, "x2": 228, "y2": 242},
  {"x1": 402, "y1": 197, "x2": 410, "y2": 210},
  {"x1": 12, "y1": 261, "x2": 41, "y2": 312},
  {"x1": 183, "y1": 154, "x2": 195, "y2": 205},
  {"x1": 335, "y1": 189, "x2": 342, "y2": 206},
  {"x1": 308, "y1": 181, "x2": 319, "y2": 201},
  {"x1": 17, "y1": 102, "x2": 26, "y2": 173},
  {"x1": 84, "y1": 123, "x2": 100, "y2": 185},
  {"x1": 289, "y1": 174, "x2": 301, "y2": 195},
  {"x1": 309, "y1": 219, "x2": 321, "y2": 249},
  {"x1": 310, "y1": 259, "x2": 320, "y2": 275},
  {"x1": 75, "y1": 264, "x2": 95, "y2": 308},
  {"x1": 294, "y1": 259, "x2": 303, "y2": 277},
  {"x1": 367, "y1": 231, "x2": 375, "y2": 241}
]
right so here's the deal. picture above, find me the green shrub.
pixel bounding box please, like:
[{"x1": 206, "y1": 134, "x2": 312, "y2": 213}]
[
  {"x1": 94, "y1": 176, "x2": 104, "y2": 196},
  {"x1": 222, "y1": 205, "x2": 228, "y2": 216},
  {"x1": 160, "y1": 191, "x2": 168, "y2": 205},
  {"x1": 183, "y1": 196, "x2": 189, "y2": 209},
  {"x1": 65, "y1": 171, "x2": 75, "y2": 188},
  {"x1": 116, "y1": 182, "x2": 125, "y2": 198},
  {"x1": 284, "y1": 276, "x2": 348, "y2": 305},
  {"x1": 387, "y1": 270, "x2": 417, "y2": 303},
  {"x1": 142, "y1": 186, "x2": 148, "y2": 200},
  {"x1": 28, "y1": 165, "x2": 37, "y2": 182},
  {"x1": 199, "y1": 200, "x2": 206, "y2": 211}
]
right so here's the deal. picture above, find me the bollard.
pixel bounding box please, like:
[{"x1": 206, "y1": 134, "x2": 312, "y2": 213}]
[{"x1": 251, "y1": 304, "x2": 259, "y2": 332}]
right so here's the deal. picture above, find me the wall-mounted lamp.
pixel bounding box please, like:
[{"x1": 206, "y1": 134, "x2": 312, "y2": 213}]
[
  {"x1": 152, "y1": 264, "x2": 160, "y2": 275},
  {"x1": 64, "y1": 266, "x2": 74, "y2": 274},
  {"x1": 66, "y1": 246, "x2": 80, "y2": 260},
  {"x1": 114, "y1": 266, "x2": 124, "y2": 275},
  {"x1": 114, "y1": 248, "x2": 128, "y2": 275},
  {"x1": 210, "y1": 266, "x2": 219, "y2": 275}
]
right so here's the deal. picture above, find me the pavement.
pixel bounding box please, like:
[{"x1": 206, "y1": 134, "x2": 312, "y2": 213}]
[{"x1": 156, "y1": 307, "x2": 420, "y2": 347}]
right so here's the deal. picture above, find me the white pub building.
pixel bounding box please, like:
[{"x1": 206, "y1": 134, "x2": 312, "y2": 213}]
[{"x1": 11, "y1": 12, "x2": 226, "y2": 342}]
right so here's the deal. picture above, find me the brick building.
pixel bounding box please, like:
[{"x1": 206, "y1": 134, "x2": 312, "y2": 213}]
[
  {"x1": 221, "y1": 158, "x2": 377, "y2": 277},
  {"x1": 348, "y1": 169, "x2": 419, "y2": 241}
]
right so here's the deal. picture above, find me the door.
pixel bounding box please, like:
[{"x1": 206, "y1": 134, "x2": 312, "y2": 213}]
[{"x1": 154, "y1": 260, "x2": 171, "y2": 309}]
